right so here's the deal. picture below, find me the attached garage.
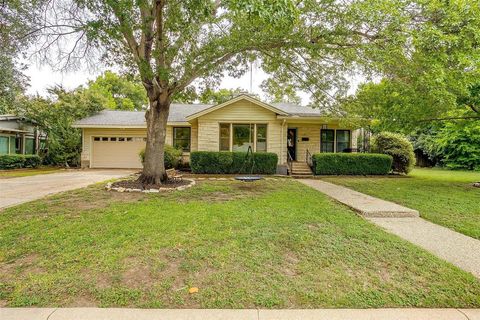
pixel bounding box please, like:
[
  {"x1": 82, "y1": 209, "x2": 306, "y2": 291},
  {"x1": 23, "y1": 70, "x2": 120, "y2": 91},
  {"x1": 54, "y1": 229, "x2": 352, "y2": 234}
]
[{"x1": 91, "y1": 136, "x2": 145, "y2": 169}]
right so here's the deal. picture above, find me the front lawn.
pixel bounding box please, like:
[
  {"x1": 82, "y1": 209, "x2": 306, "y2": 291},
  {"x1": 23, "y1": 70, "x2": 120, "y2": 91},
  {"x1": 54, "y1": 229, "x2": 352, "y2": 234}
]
[
  {"x1": 0, "y1": 167, "x2": 62, "y2": 179},
  {"x1": 323, "y1": 168, "x2": 480, "y2": 239},
  {"x1": 0, "y1": 179, "x2": 479, "y2": 308}
]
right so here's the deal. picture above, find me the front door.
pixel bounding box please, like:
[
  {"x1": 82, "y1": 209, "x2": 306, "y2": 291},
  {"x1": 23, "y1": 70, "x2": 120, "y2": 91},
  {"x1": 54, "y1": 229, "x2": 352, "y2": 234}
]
[{"x1": 287, "y1": 128, "x2": 297, "y2": 161}]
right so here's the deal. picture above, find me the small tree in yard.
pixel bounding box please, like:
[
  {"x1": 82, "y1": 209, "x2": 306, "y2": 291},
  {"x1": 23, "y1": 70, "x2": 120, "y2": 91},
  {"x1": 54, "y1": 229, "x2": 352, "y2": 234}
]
[{"x1": 20, "y1": 0, "x2": 478, "y2": 184}]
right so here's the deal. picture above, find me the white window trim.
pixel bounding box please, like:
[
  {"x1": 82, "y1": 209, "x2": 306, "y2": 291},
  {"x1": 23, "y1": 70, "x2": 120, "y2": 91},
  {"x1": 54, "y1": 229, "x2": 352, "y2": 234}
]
[{"x1": 219, "y1": 123, "x2": 268, "y2": 152}]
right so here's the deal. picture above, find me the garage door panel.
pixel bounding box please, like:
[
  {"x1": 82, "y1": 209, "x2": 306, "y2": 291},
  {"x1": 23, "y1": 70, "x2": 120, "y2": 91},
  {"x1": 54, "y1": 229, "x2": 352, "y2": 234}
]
[{"x1": 92, "y1": 138, "x2": 145, "y2": 168}]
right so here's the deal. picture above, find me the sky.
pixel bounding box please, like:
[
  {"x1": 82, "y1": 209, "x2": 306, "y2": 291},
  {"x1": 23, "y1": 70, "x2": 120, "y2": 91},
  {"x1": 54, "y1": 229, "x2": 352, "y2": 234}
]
[{"x1": 24, "y1": 60, "x2": 311, "y2": 104}]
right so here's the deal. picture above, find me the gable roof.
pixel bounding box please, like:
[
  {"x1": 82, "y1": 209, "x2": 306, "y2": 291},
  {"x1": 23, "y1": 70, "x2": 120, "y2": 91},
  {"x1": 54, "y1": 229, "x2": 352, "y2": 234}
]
[
  {"x1": 185, "y1": 94, "x2": 288, "y2": 121},
  {"x1": 73, "y1": 96, "x2": 327, "y2": 128}
]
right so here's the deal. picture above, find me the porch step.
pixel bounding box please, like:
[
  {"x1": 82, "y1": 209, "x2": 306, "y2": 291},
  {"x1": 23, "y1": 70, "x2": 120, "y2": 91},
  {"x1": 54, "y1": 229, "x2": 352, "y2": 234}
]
[
  {"x1": 291, "y1": 174, "x2": 315, "y2": 179},
  {"x1": 291, "y1": 164, "x2": 311, "y2": 169},
  {"x1": 292, "y1": 166, "x2": 311, "y2": 171},
  {"x1": 292, "y1": 170, "x2": 313, "y2": 174},
  {"x1": 290, "y1": 162, "x2": 313, "y2": 176}
]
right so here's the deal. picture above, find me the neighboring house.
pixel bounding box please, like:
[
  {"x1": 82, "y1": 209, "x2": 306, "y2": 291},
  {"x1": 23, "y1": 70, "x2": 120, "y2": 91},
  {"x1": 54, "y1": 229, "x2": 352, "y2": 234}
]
[
  {"x1": 73, "y1": 94, "x2": 359, "y2": 170},
  {"x1": 0, "y1": 115, "x2": 46, "y2": 156}
]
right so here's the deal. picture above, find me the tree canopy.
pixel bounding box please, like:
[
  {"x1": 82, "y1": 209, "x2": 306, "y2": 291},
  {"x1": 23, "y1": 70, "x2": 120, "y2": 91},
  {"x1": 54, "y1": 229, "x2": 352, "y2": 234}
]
[
  {"x1": 342, "y1": 0, "x2": 480, "y2": 130},
  {"x1": 82, "y1": 71, "x2": 148, "y2": 110},
  {"x1": 0, "y1": 0, "x2": 39, "y2": 113}
]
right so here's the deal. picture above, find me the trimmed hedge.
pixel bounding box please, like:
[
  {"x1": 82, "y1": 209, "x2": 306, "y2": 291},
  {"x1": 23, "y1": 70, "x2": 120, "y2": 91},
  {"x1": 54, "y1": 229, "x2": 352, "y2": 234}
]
[
  {"x1": 313, "y1": 153, "x2": 392, "y2": 175},
  {"x1": 0, "y1": 154, "x2": 41, "y2": 170},
  {"x1": 24, "y1": 155, "x2": 42, "y2": 168},
  {"x1": 190, "y1": 151, "x2": 278, "y2": 174}
]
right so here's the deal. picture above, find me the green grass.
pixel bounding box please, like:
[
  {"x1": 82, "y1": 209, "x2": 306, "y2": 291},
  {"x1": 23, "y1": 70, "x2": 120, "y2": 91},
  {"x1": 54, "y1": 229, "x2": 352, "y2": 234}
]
[
  {"x1": 0, "y1": 167, "x2": 62, "y2": 179},
  {"x1": 324, "y1": 168, "x2": 480, "y2": 239},
  {"x1": 0, "y1": 179, "x2": 479, "y2": 308}
]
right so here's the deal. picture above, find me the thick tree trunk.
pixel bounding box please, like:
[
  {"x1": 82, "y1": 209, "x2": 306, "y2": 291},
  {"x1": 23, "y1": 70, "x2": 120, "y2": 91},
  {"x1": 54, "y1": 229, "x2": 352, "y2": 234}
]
[{"x1": 139, "y1": 92, "x2": 171, "y2": 185}]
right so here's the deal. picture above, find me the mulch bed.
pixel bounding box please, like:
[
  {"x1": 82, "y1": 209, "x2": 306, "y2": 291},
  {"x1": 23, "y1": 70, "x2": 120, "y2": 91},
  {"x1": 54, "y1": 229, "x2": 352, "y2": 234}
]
[{"x1": 111, "y1": 178, "x2": 191, "y2": 190}]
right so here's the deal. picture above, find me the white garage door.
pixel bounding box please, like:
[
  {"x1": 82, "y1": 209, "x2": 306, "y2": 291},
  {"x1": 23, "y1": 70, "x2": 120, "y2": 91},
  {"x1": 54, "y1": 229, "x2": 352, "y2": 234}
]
[{"x1": 92, "y1": 136, "x2": 145, "y2": 168}]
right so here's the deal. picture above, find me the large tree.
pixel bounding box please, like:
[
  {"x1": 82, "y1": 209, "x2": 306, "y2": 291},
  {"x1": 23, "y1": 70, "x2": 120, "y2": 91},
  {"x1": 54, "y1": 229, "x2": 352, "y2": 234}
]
[
  {"x1": 24, "y1": 0, "x2": 478, "y2": 183},
  {"x1": 0, "y1": 1, "x2": 41, "y2": 113}
]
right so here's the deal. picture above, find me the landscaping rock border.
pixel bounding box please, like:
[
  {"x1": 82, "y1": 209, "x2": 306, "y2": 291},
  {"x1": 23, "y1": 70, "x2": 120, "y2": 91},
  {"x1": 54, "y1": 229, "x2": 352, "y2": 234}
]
[
  {"x1": 106, "y1": 179, "x2": 195, "y2": 193},
  {"x1": 105, "y1": 176, "x2": 283, "y2": 193}
]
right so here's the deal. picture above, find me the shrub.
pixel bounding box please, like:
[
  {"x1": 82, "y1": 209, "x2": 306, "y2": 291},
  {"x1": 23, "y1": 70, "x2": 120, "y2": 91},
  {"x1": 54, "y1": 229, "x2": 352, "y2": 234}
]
[
  {"x1": 139, "y1": 145, "x2": 183, "y2": 169},
  {"x1": 190, "y1": 151, "x2": 232, "y2": 174},
  {"x1": 190, "y1": 151, "x2": 278, "y2": 174},
  {"x1": 313, "y1": 153, "x2": 392, "y2": 175},
  {"x1": 434, "y1": 115, "x2": 480, "y2": 170},
  {"x1": 371, "y1": 132, "x2": 416, "y2": 174},
  {"x1": 23, "y1": 155, "x2": 42, "y2": 168},
  {"x1": 0, "y1": 154, "x2": 41, "y2": 170},
  {"x1": 248, "y1": 152, "x2": 278, "y2": 174},
  {"x1": 0, "y1": 155, "x2": 26, "y2": 169}
]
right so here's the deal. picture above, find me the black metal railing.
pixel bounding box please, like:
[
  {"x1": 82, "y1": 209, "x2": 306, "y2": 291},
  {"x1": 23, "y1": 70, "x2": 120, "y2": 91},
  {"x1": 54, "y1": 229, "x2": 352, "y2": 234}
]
[
  {"x1": 287, "y1": 150, "x2": 294, "y2": 175},
  {"x1": 306, "y1": 148, "x2": 313, "y2": 169}
]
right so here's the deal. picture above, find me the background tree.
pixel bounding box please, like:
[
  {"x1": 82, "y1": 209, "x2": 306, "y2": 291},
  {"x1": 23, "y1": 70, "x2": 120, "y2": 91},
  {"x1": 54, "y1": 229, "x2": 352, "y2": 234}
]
[
  {"x1": 83, "y1": 71, "x2": 148, "y2": 111},
  {"x1": 15, "y1": 87, "x2": 104, "y2": 166},
  {"x1": 0, "y1": 1, "x2": 40, "y2": 113},
  {"x1": 343, "y1": 0, "x2": 480, "y2": 130},
  {"x1": 198, "y1": 88, "x2": 245, "y2": 104},
  {"x1": 261, "y1": 78, "x2": 301, "y2": 105},
  {"x1": 172, "y1": 87, "x2": 245, "y2": 104}
]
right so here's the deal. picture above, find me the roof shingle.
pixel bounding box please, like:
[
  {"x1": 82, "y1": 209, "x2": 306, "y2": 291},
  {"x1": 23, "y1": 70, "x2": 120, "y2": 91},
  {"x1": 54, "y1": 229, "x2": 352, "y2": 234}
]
[{"x1": 73, "y1": 101, "x2": 326, "y2": 127}]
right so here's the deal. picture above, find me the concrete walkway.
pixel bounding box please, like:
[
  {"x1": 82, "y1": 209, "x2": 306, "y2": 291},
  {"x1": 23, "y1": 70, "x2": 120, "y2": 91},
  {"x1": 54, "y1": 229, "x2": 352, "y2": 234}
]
[
  {"x1": 1, "y1": 308, "x2": 479, "y2": 320},
  {"x1": 298, "y1": 179, "x2": 480, "y2": 279},
  {"x1": 299, "y1": 180, "x2": 419, "y2": 217},
  {"x1": 369, "y1": 217, "x2": 480, "y2": 278},
  {"x1": 0, "y1": 169, "x2": 133, "y2": 209}
]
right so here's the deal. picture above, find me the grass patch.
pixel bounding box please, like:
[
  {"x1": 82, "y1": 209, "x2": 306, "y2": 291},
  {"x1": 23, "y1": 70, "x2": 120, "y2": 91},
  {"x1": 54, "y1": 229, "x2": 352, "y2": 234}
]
[
  {"x1": 0, "y1": 167, "x2": 63, "y2": 179},
  {"x1": 323, "y1": 168, "x2": 480, "y2": 239},
  {"x1": 0, "y1": 179, "x2": 479, "y2": 308}
]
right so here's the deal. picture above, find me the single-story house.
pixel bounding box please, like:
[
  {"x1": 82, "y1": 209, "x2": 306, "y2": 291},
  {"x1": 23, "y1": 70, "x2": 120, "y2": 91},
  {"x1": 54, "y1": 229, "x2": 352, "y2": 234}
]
[
  {"x1": 0, "y1": 115, "x2": 47, "y2": 155},
  {"x1": 73, "y1": 94, "x2": 359, "y2": 172}
]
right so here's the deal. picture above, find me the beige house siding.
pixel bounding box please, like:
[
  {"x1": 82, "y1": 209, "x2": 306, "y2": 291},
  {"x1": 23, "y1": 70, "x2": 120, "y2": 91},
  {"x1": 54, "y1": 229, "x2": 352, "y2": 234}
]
[
  {"x1": 285, "y1": 123, "x2": 359, "y2": 162},
  {"x1": 289, "y1": 123, "x2": 323, "y2": 162},
  {"x1": 196, "y1": 100, "x2": 284, "y2": 163},
  {"x1": 197, "y1": 119, "x2": 220, "y2": 151},
  {"x1": 166, "y1": 126, "x2": 173, "y2": 145},
  {"x1": 190, "y1": 121, "x2": 198, "y2": 152}
]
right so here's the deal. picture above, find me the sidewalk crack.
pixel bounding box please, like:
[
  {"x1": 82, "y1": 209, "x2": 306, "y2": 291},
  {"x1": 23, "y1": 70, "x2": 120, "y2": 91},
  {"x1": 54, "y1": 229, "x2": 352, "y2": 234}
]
[
  {"x1": 46, "y1": 308, "x2": 58, "y2": 320},
  {"x1": 457, "y1": 309, "x2": 471, "y2": 320}
]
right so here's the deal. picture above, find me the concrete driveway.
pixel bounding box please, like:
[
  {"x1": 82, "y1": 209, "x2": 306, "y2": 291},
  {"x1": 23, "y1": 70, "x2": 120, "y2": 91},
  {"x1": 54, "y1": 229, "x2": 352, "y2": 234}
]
[{"x1": 0, "y1": 169, "x2": 134, "y2": 210}]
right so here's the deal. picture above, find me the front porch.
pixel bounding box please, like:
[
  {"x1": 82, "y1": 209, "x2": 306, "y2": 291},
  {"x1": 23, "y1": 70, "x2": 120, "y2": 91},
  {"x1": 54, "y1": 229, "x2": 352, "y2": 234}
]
[{"x1": 281, "y1": 121, "x2": 363, "y2": 176}]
